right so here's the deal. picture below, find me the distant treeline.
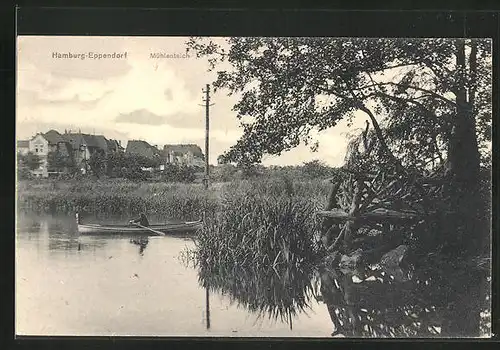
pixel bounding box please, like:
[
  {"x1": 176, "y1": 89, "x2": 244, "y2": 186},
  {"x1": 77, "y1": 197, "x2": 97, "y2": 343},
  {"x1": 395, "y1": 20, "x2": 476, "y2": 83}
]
[
  {"x1": 18, "y1": 150, "x2": 339, "y2": 183},
  {"x1": 211, "y1": 160, "x2": 337, "y2": 182}
]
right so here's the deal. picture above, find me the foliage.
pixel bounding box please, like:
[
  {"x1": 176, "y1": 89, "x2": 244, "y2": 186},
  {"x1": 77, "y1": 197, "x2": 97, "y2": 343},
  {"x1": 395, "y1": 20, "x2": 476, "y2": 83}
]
[
  {"x1": 105, "y1": 151, "x2": 128, "y2": 177},
  {"x1": 47, "y1": 151, "x2": 76, "y2": 174},
  {"x1": 18, "y1": 151, "x2": 42, "y2": 172},
  {"x1": 17, "y1": 176, "x2": 327, "y2": 223},
  {"x1": 105, "y1": 152, "x2": 162, "y2": 181},
  {"x1": 185, "y1": 178, "x2": 324, "y2": 273},
  {"x1": 17, "y1": 166, "x2": 32, "y2": 180},
  {"x1": 162, "y1": 163, "x2": 197, "y2": 183},
  {"x1": 236, "y1": 163, "x2": 265, "y2": 178},
  {"x1": 211, "y1": 164, "x2": 238, "y2": 182},
  {"x1": 301, "y1": 160, "x2": 334, "y2": 179},
  {"x1": 88, "y1": 150, "x2": 106, "y2": 178},
  {"x1": 188, "y1": 37, "x2": 491, "y2": 177}
]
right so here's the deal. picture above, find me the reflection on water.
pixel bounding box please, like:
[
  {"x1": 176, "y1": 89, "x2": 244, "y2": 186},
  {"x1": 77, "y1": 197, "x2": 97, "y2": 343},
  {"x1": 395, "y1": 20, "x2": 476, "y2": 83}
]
[
  {"x1": 320, "y1": 266, "x2": 441, "y2": 337},
  {"x1": 197, "y1": 258, "x2": 490, "y2": 338},
  {"x1": 198, "y1": 263, "x2": 320, "y2": 329},
  {"x1": 16, "y1": 211, "x2": 490, "y2": 337},
  {"x1": 130, "y1": 237, "x2": 150, "y2": 256}
]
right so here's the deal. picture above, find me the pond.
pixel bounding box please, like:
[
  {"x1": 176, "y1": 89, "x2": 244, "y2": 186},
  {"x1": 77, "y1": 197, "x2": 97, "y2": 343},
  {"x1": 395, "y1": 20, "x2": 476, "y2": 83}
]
[
  {"x1": 15, "y1": 211, "x2": 491, "y2": 337},
  {"x1": 15, "y1": 211, "x2": 333, "y2": 337}
]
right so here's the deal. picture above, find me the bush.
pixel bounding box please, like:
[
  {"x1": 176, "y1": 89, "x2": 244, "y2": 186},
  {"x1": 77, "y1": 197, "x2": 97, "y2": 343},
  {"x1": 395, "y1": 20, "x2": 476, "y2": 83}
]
[
  {"x1": 162, "y1": 164, "x2": 196, "y2": 183},
  {"x1": 210, "y1": 164, "x2": 236, "y2": 182}
]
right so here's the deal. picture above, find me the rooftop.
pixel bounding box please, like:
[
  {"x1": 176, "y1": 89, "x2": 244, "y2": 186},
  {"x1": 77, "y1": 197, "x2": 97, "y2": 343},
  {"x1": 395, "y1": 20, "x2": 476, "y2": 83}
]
[
  {"x1": 43, "y1": 130, "x2": 66, "y2": 145},
  {"x1": 126, "y1": 140, "x2": 162, "y2": 159},
  {"x1": 163, "y1": 144, "x2": 204, "y2": 158}
]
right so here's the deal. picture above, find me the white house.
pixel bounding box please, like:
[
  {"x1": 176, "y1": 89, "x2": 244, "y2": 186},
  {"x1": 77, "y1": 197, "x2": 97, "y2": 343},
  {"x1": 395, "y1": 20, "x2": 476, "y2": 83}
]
[
  {"x1": 29, "y1": 133, "x2": 50, "y2": 178},
  {"x1": 163, "y1": 144, "x2": 205, "y2": 168},
  {"x1": 28, "y1": 130, "x2": 73, "y2": 178}
]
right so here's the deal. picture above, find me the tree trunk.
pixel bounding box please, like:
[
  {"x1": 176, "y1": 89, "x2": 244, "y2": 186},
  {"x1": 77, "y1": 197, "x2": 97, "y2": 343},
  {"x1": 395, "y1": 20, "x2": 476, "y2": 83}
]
[
  {"x1": 440, "y1": 39, "x2": 484, "y2": 337},
  {"x1": 449, "y1": 40, "x2": 481, "y2": 188},
  {"x1": 446, "y1": 40, "x2": 483, "y2": 255}
]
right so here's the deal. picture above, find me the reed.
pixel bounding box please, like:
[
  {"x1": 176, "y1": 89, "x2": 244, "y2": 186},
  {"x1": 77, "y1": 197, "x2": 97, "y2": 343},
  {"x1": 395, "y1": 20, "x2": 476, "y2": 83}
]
[
  {"x1": 17, "y1": 179, "x2": 218, "y2": 221},
  {"x1": 192, "y1": 179, "x2": 325, "y2": 271}
]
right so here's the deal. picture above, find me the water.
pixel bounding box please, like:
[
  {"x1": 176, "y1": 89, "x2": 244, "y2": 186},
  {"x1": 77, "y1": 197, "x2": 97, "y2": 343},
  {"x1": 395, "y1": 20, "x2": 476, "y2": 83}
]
[
  {"x1": 15, "y1": 211, "x2": 333, "y2": 337},
  {"x1": 16, "y1": 211, "x2": 491, "y2": 337}
]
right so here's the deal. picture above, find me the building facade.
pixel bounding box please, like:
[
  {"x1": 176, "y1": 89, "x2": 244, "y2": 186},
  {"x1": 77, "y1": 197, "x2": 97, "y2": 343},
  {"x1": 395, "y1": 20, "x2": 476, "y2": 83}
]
[
  {"x1": 62, "y1": 132, "x2": 121, "y2": 174},
  {"x1": 27, "y1": 130, "x2": 73, "y2": 178},
  {"x1": 163, "y1": 144, "x2": 205, "y2": 168}
]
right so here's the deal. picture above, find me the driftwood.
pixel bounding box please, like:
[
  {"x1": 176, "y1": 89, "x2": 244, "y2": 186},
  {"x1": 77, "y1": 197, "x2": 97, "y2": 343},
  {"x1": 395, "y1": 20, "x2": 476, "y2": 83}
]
[
  {"x1": 319, "y1": 121, "x2": 449, "y2": 260},
  {"x1": 321, "y1": 181, "x2": 342, "y2": 249}
]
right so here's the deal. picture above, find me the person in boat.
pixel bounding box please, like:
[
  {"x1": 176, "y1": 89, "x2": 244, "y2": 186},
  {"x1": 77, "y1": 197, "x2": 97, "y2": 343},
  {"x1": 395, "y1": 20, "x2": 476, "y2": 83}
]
[{"x1": 129, "y1": 213, "x2": 150, "y2": 227}]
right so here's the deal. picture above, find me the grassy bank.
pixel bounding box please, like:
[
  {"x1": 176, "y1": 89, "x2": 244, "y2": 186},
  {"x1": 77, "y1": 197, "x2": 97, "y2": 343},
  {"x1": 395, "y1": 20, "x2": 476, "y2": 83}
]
[
  {"x1": 17, "y1": 177, "x2": 330, "y2": 216},
  {"x1": 17, "y1": 178, "x2": 221, "y2": 220}
]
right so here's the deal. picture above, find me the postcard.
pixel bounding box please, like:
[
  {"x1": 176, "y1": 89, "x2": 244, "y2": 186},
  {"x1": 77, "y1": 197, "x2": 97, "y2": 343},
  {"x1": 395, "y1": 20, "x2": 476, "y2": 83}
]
[{"x1": 15, "y1": 35, "x2": 492, "y2": 338}]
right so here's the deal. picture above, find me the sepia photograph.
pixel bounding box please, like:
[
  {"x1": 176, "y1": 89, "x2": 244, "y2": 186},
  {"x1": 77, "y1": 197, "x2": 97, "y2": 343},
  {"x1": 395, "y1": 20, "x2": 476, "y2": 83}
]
[{"x1": 15, "y1": 35, "x2": 492, "y2": 337}]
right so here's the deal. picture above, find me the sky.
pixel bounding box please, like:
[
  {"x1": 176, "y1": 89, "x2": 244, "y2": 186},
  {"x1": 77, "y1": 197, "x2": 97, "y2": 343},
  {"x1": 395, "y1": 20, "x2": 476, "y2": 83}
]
[{"x1": 16, "y1": 36, "x2": 368, "y2": 167}]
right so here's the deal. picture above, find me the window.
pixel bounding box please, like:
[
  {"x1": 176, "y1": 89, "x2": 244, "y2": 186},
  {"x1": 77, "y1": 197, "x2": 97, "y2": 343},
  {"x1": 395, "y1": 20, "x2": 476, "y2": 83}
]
[{"x1": 35, "y1": 148, "x2": 38, "y2": 153}]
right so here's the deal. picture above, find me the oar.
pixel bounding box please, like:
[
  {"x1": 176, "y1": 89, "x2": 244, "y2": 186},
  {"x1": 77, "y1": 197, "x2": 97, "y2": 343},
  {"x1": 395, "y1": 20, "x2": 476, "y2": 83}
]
[{"x1": 132, "y1": 223, "x2": 165, "y2": 236}]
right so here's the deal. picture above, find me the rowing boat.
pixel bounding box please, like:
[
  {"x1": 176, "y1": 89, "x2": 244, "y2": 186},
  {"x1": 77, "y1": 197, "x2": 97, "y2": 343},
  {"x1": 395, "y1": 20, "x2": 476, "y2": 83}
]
[{"x1": 77, "y1": 220, "x2": 203, "y2": 235}]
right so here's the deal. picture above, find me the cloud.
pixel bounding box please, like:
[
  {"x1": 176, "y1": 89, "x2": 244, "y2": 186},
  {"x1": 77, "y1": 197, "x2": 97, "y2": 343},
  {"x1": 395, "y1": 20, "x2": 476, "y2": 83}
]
[
  {"x1": 115, "y1": 109, "x2": 166, "y2": 126},
  {"x1": 164, "y1": 88, "x2": 173, "y2": 101},
  {"x1": 18, "y1": 89, "x2": 113, "y2": 110}
]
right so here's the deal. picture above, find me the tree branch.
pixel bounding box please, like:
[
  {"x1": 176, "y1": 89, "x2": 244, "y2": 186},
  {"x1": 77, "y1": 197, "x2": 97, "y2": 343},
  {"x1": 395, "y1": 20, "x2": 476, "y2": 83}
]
[
  {"x1": 355, "y1": 103, "x2": 407, "y2": 176},
  {"x1": 352, "y1": 82, "x2": 456, "y2": 108},
  {"x1": 309, "y1": 80, "x2": 407, "y2": 175}
]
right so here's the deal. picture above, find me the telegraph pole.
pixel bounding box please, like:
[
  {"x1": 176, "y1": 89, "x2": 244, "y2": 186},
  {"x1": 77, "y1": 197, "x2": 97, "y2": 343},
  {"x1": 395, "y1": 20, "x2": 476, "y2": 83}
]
[
  {"x1": 200, "y1": 84, "x2": 214, "y2": 330},
  {"x1": 201, "y1": 84, "x2": 214, "y2": 190},
  {"x1": 206, "y1": 284, "x2": 211, "y2": 330}
]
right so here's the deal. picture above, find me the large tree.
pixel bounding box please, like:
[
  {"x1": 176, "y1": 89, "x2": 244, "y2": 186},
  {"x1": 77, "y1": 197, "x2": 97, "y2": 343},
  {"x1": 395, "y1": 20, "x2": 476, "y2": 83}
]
[
  {"x1": 187, "y1": 37, "x2": 491, "y2": 179},
  {"x1": 188, "y1": 37, "x2": 492, "y2": 336}
]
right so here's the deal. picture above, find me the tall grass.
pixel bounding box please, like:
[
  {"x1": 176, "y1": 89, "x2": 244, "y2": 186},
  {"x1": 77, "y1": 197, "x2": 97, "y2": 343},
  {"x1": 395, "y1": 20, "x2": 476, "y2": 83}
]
[
  {"x1": 17, "y1": 179, "x2": 218, "y2": 220},
  {"x1": 189, "y1": 177, "x2": 326, "y2": 271}
]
